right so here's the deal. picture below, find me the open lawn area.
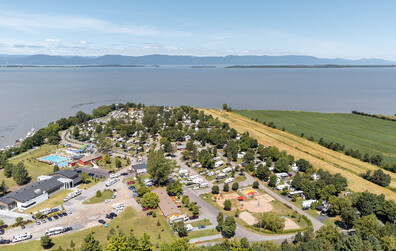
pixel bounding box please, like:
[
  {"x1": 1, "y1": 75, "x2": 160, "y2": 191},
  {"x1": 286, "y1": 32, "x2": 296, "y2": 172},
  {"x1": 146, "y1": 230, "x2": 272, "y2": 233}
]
[
  {"x1": 3, "y1": 144, "x2": 58, "y2": 190},
  {"x1": 187, "y1": 228, "x2": 219, "y2": 240},
  {"x1": 0, "y1": 206, "x2": 175, "y2": 251},
  {"x1": 202, "y1": 109, "x2": 396, "y2": 201},
  {"x1": 23, "y1": 189, "x2": 71, "y2": 214},
  {"x1": 96, "y1": 156, "x2": 129, "y2": 171},
  {"x1": 77, "y1": 177, "x2": 102, "y2": 190},
  {"x1": 83, "y1": 189, "x2": 114, "y2": 204}
]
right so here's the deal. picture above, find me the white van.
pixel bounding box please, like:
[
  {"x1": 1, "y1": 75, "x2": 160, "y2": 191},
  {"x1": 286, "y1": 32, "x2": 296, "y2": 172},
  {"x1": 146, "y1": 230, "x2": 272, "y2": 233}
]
[
  {"x1": 199, "y1": 183, "x2": 208, "y2": 188},
  {"x1": 224, "y1": 177, "x2": 234, "y2": 184}
]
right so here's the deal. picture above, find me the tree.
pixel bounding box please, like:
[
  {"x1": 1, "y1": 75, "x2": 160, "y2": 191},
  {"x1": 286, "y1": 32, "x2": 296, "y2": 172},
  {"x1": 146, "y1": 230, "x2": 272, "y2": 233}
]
[
  {"x1": 141, "y1": 232, "x2": 152, "y2": 251},
  {"x1": 53, "y1": 165, "x2": 60, "y2": 172},
  {"x1": 317, "y1": 184, "x2": 337, "y2": 201},
  {"x1": 115, "y1": 159, "x2": 122, "y2": 169},
  {"x1": 103, "y1": 154, "x2": 111, "y2": 164},
  {"x1": 15, "y1": 217, "x2": 23, "y2": 224},
  {"x1": 222, "y1": 104, "x2": 228, "y2": 111},
  {"x1": 256, "y1": 212, "x2": 285, "y2": 233},
  {"x1": 256, "y1": 164, "x2": 270, "y2": 180},
  {"x1": 96, "y1": 190, "x2": 102, "y2": 198},
  {"x1": 223, "y1": 183, "x2": 229, "y2": 192},
  {"x1": 296, "y1": 159, "x2": 312, "y2": 172},
  {"x1": 292, "y1": 172, "x2": 302, "y2": 190},
  {"x1": 341, "y1": 207, "x2": 359, "y2": 228},
  {"x1": 268, "y1": 175, "x2": 277, "y2": 187},
  {"x1": 12, "y1": 162, "x2": 29, "y2": 185},
  {"x1": 192, "y1": 206, "x2": 199, "y2": 216},
  {"x1": 232, "y1": 182, "x2": 239, "y2": 191},
  {"x1": 212, "y1": 185, "x2": 220, "y2": 194},
  {"x1": 4, "y1": 163, "x2": 13, "y2": 178},
  {"x1": 222, "y1": 216, "x2": 236, "y2": 237},
  {"x1": 315, "y1": 223, "x2": 341, "y2": 244},
  {"x1": 106, "y1": 233, "x2": 128, "y2": 250},
  {"x1": 81, "y1": 233, "x2": 101, "y2": 251},
  {"x1": 354, "y1": 214, "x2": 381, "y2": 239},
  {"x1": 0, "y1": 180, "x2": 7, "y2": 195},
  {"x1": 174, "y1": 221, "x2": 188, "y2": 237},
  {"x1": 216, "y1": 212, "x2": 224, "y2": 231},
  {"x1": 235, "y1": 208, "x2": 240, "y2": 217},
  {"x1": 335, "y1": 234, "x2": 363, "y2": 251},
  {"x1": 223, "y1": 199, "x2": 232, "y2": 211},
  {"x1": 80, "y1": 172, "x2": 90, "y2": 184},
  {"x1": 274, "y1": 156, "x2": 290, "y2": 172},
  {"x1": 328, "y1": 196, "x2": 351, "y2": 216},
  {"x1": 41, "y1": 236, "x2": 53, "y2": 249},
  {"x1": 381, "y1": 200, "x2": 396, "y2": 223},
  {"x1": 362, "y1": 169, "x2": 391, "y2": 187},
  {"x1": 166, "y1": 181, "x2": 183, "y2": 196},
  {"x1": 147, "y1": 150, "x2": 173, "y2": 185},
  {"x1": 252, "y1": 181, "x2": 259, "y2": 189},
  {"x1": 72, "y1": 126, "x2": 80, "y2": 138},
  {"x1": 142, "y1": 192, "x2": 160, "y2": 209}
]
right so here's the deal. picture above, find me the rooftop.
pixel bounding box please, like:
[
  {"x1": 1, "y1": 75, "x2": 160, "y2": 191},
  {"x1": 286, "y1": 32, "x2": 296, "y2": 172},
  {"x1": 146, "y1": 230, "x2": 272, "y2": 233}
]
[{"x1": 153, "y1": 188, "x2": 181, "y2": 217}]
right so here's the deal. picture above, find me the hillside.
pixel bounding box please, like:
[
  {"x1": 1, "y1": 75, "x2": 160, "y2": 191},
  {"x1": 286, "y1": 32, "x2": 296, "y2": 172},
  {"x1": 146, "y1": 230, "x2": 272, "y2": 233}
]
[
  {"x1": 202, "y1": 109, "x2": 396, "y2": 201},
  {"x1": 0, "y1": 54, "x2": 393, "y2": 66},
  {"x1": 234, "y1": 110, "x2": 396, "y2": 164}
]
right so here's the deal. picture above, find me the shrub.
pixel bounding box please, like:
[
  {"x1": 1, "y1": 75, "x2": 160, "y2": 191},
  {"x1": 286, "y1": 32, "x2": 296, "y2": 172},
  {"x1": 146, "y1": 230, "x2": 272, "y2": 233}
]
[
  {"x1": 232, "y1": 182, "x2": 239, "y2": 191},
  {"x1": 96, "y1": 190, "x2": 102, "y2": 198}
]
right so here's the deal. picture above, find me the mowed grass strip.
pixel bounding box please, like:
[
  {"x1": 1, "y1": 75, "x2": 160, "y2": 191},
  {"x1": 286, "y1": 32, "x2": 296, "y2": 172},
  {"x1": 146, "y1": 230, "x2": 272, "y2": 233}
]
[
  {"x1": 202, "y1": 109, "x2": 396, "y2": 201},
  {"x1": 83, "y1": 189, "x2": 114, "y2": 204},
  {"x1": 0, "y1": 206, "x2": 175, "y2": 251},
  {"x1": 234, "y1": 110, "x2": 396, "y2": 162}
]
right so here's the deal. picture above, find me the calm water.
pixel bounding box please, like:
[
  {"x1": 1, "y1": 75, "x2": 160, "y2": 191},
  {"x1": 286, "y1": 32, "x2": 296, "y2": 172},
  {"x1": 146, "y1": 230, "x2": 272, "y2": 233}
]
[{"x1": 1, "y1": 67, "x2": 396, "y2": 148}]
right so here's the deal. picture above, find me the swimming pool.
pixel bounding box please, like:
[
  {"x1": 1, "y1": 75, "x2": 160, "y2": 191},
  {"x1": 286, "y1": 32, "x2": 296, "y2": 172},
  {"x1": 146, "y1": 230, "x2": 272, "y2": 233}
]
[{"x1": 40, "y1": 155, "x2": 68, "y2": 164}]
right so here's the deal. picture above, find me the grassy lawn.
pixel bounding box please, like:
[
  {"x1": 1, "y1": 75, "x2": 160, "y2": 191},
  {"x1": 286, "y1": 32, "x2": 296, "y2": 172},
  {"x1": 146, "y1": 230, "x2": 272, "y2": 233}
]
[
  {"x1": 202, "y1": 109, "x2": 396, "y2": 201},
  {"x1": 77, "y1": 177, "x2": 102, "y2": 190},
  {"x1": 96, "y1": 157, "x2": 129, "y2": 171},
  {"x1": 0, "y1": 207, "x2": 175, "y2": 251},
  {"x1": 187, "y1": 228, "x2": 219, "y2": 240},
  {"x1": 3, "y1": 145, "x2": 58, "y2": 190},
  {"x1": 23, "y1": 189, "x2": 71, "y2": 215},
  {"x1": 190, "y1": 219, "x2": 212, "y2": 227},
  {"x1": 83, "y1": 189, "x2": 114, "y2": 204},
  {"x1": 234, "y1": 175, "x2": 247, "y2": 183}
]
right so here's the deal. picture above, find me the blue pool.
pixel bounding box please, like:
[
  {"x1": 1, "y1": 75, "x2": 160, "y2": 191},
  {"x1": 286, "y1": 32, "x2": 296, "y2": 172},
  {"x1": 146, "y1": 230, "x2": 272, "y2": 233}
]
[{"x1": 40, "y1": 155, "x2": 68, "y2": 164}]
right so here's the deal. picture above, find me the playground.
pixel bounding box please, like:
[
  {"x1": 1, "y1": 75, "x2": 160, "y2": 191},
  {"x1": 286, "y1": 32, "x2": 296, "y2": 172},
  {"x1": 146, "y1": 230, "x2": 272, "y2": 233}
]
[{"x1": 241, "y1": 194, "x2": 274, "y2": 213}]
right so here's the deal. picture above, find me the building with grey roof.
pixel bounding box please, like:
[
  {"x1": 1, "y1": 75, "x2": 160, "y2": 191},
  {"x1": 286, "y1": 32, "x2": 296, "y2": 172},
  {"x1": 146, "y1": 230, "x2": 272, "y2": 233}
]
[{"x1": 0, "y1": 170, "x2": 81, "y2": 211}]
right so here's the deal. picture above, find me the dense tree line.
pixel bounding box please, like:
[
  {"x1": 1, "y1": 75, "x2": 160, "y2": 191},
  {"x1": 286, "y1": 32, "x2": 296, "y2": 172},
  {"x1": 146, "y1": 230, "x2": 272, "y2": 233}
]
[
  {"x1": 352, "y1": 110, "x2": 396, "y2": 122},
  {"x1": 361, "y1": 169, "x2": 391, "y2": 187}
]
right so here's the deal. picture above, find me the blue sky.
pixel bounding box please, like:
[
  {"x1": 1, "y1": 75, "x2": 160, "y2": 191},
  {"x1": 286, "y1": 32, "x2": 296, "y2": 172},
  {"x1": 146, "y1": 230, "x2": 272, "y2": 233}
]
[{"x1": 0, "y1": 0, "x2": 395, "y2": 59}]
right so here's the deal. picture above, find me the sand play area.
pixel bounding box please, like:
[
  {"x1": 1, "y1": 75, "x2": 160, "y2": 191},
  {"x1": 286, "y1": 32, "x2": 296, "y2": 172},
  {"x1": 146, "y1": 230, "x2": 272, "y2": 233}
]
[
  {"x1": 240, "y1": 211, "x2": 258, "y2": 225},
  {"x1": 215, "y1": 193, "x2": 240, "y2": 208},
  {"x1": 284, "y1": 218, "x2": 300, "y2": 230},
  {"x1": 240, "y1": 194, "x2": 274, "y2": 213}
]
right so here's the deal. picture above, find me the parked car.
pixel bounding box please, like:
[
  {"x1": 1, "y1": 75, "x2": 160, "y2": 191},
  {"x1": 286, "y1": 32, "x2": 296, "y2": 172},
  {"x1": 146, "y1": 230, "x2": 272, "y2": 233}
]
[
  {"x1": 126, "y1": 181, "x2": 135, "y2": 185},
  {"x1": 109, "y1": 212, "x2": 117, "y2": 218},
  {"x1": 67, "y1": 209, "x2": 72, "y2": 214},
  {"x1": 142, "y1": 207, "x2": 149, "y2": 211},
  {"x1": 189, "y1": 215, "x2": 199, "y2": 220},
  {"x1": 198, "y1": 225, "x2": 206, "y2": 229},
  {"x1": 21, "y1": 224, "x2": 25, "y2": 229},
  {"x1": 108, "y1": 171, "x2": 113, "y2": 174},
  {"x1": 62, "y1": 212, "x2": 67, "y2": 216},
  {"x1": 57, "y1": 213, "x2": 63, "y2": 218},
  {"x1": 0, "y1": 229, "x2": 4, "y2": 235},
  {"x1": 105, "y1": 214, "x2": 113, "y2": 219},
  {"x1": 146, "y1": 212, "x2": 153, "y2": 216},
  {"x1": 98, "y1": 219, "x2": 106, "y2": 224},
  {"x1": 41, "y1": 219, "x2": 46, "y2": 224},
  {"x1": 53, "y1": 215, "x2": 59, "y2": 220},
  {"x1": 48, "y1": 217, "x2": 52, "y2": 221},
  {"x1": 36, "y1": 220, "x2": 41, "y2": 225},
  {"x1": 0, "y1": 238, "x2": 10, "y2": 244}
]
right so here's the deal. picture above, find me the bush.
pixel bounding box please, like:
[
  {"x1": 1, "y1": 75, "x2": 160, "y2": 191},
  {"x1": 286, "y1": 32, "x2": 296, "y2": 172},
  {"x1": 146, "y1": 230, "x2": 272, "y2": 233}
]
[
  {"x1": 96, "y1": 190, "x2": 102, "y2": 198},
  {"x1": 224, "y1": 199, "x2": 232, "y2": 211},
  {"x1": 212, "y1": 185, "x2": 220, "y2": 194},
  {"x1": 232, "y1": 182, "x2": 239, "y2": 191},
  {"x1": 252, "y1": 181, "x2": 259, "y2": 189},
  {"x1": 41, "y1": 236, "x2": 53, "y2": 249},
  {"x1": 255, "y1": 213, "x2": 285, "y2": 233},
  {"x1": 223, "y1": 183, "x2": 229, "y2": 192}
]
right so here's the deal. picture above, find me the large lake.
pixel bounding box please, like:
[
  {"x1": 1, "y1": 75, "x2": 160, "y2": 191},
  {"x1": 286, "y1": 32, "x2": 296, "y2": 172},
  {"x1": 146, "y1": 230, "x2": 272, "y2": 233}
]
[{"x1": 1, "y1": 67, "x2": 396, "y2": 148}]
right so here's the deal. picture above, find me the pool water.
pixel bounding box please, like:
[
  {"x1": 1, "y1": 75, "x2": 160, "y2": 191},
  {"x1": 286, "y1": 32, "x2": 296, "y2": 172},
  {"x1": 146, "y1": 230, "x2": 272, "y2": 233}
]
[{"x1": 40, "y1": 155, "x2": 68, "y2": 164}]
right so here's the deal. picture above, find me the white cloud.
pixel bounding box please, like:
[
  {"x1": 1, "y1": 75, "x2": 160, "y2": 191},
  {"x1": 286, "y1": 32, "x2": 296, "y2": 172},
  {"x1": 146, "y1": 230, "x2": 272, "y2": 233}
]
[
  {"x1": 45, "y1": 38, "x2": 61, "y2": 43},
  {"x1": 79, "y1": 41, "x2": 88, "y2": 44},
  {"x1": 0, "y1": 10, "x2": 191, "y2": 37}
]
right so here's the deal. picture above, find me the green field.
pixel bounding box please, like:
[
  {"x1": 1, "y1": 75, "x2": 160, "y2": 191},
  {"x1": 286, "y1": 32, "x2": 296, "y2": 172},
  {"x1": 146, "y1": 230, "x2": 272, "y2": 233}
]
[
  {"x1": 0, "y1": 207, "x2": 175, "y2": 251},
  {"x1": 234, "y1": 110, "x2": 396, "y2": 163},
  {"x1": 83, "y1": 189, "x2": 114, "y2": 204}
]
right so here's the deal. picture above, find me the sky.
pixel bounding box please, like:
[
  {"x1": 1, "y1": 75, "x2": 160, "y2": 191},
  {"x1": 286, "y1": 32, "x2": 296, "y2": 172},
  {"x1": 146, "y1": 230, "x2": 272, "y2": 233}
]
[{"x1": 0, "y1": 0, "x2": 396, "y2": 60}]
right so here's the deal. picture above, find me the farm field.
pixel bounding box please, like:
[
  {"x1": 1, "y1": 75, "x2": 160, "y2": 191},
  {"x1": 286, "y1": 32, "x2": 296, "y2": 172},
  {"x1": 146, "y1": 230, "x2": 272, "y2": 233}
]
[
  {"x1": 234, "y1": 110, "x2": 396, "y2": 163},
  {"x1": 202, "y1": 109, "x2": 396, "y2": 201}
]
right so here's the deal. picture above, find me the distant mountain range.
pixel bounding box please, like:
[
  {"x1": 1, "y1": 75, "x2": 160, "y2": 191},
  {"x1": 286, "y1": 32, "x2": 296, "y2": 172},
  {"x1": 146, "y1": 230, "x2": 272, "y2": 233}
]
[{"x1": 0, "y1": 54, "x2": 394, "y2": 66}]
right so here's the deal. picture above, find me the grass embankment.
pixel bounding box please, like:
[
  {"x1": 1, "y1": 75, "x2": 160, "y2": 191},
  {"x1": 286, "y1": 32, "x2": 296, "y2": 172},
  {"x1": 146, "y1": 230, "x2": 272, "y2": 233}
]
[
  {"x1": 0, "y1": 207, "x2": 175, "y2": 251},
  {"x1": 3, "y1": 145, "x2": 58, "y2": 190},
  {"x1": 234, "y1": 110, "x2": 396, "y2": 163},
  {"x1": 187, "y1": 228, "x2": 219, "y2": 240},
  {"x1": 83, "y1": 189, "x2": 114, "y2": 204},
  {"x1": 190, "y1": 219, "x2": 212, "y2": 227},
  {"x1": 202, "y1": 109, "x2": 396, "y2": 201},
  {"x1": 23, "y1": 189, "x2": 71, "y2": 214}
]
